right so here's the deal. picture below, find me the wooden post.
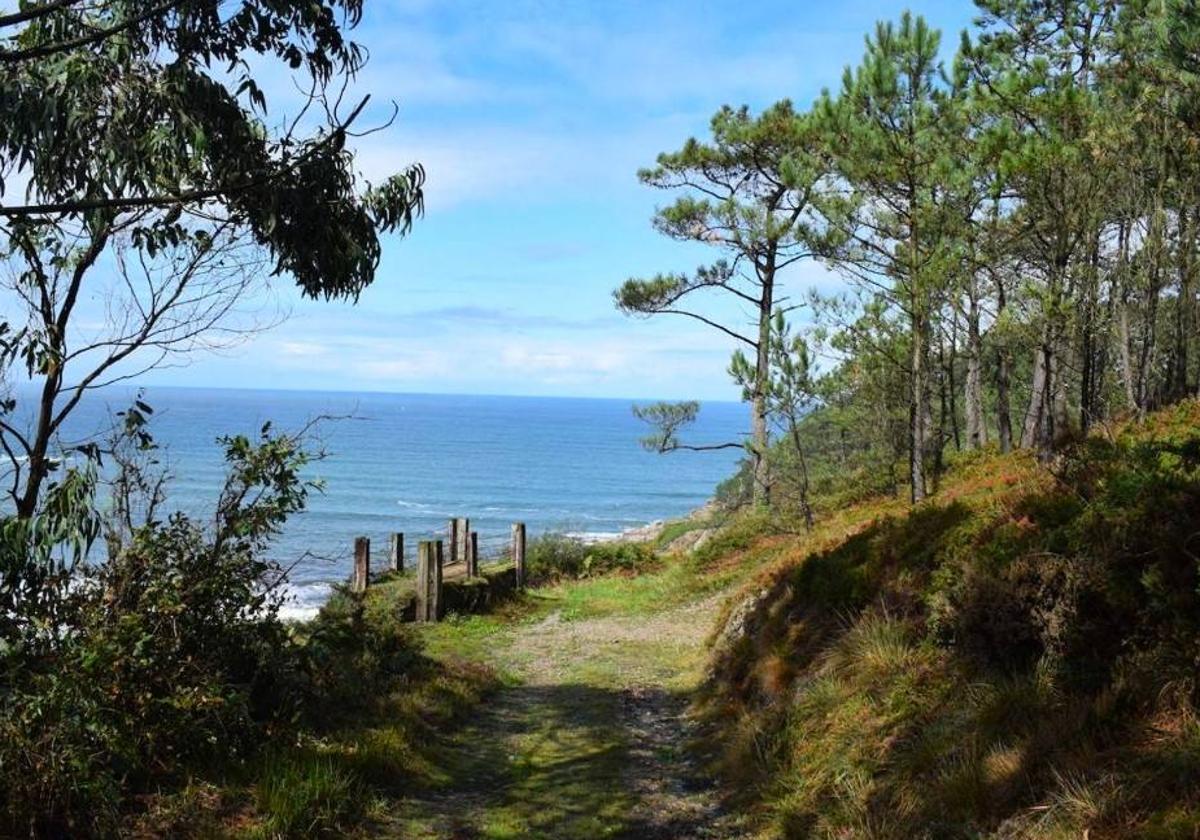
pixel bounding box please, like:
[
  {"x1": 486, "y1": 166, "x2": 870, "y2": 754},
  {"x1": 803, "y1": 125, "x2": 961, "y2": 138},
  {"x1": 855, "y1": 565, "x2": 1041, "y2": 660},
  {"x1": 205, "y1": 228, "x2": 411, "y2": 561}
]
[
  {"x1": 353, "y1": 536, "x2": 370, "y2": 593},
  {"x1": 388, "y1": 532, "x2": 404, "y2": 572},
  {"x1": 468, "y1": 531, "x2": 479, "y2": 577},
  {"x1": 416, "y1": 541, "x2": 432, "y2": 621},
  {"x1": 456, "y1": 517, "x2": 470, "y2": 570},
  {"x1": 433, "y1": 539, "x2": 444, "y2": 620},
  {"x1": 416, "y1": 540, "x2": 443, "y2": 622},
  {"x1": 512, "y1": 522, "x2": 526, "y2": 590},
  {"x1": 448, "y1": 518, "x2": 460, "y2": 566}
]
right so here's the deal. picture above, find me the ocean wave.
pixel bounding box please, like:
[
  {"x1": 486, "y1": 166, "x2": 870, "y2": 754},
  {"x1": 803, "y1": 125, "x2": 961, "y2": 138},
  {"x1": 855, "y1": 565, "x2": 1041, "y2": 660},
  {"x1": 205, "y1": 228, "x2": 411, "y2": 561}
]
[
  {"x1": 562, "y1": 530, "x2": 625, "y2": 544},
  {"x1": 277, "y1": 580, "x2": 332, "y2": 622}
]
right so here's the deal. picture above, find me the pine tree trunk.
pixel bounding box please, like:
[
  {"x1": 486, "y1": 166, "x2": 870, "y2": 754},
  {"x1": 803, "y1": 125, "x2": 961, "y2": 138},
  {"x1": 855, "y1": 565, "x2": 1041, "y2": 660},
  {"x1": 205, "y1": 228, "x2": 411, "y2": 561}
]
[
  {"x1": 965, "y1": 280, "x2": 985, "y2": 449},
  {"x1": 910, "y1": 307, "x2": 928, "y2": 503},
  {"x1": 1021, "y1": 340, "x2": 1046, "y2": 451},
  {"x1": 995, "y1": 277, "x2": 1013, "y2": 453},
  {"x1": 1173, "y1": 207, "x2": 1194, "y2": 400},
  {"x1": 1037, "y1": 341, "x2": 1057, "y2": 462},
  {"x1": 1119, "y1": 298, "x2": 1137, "y2": 411},
  {"x1": 945, "y1": 329, "x2": 961, "y2": 451},
  {"x1": 751, "y1": 267, "x2": 774, "y2": 508},
  {"x1": 1136, "y1": 205, "x2": 1165, "y2": 413},
  {"x1": 1079, "y1": 234, "x2": 1100, "y2": 432}
]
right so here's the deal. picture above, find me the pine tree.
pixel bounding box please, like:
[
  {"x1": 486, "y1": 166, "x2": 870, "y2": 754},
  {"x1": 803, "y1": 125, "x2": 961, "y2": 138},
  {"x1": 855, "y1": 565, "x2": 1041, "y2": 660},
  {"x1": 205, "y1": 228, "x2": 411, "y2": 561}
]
[{"x1": 616, "y1": 102, "x2": 838, "y2": 507}]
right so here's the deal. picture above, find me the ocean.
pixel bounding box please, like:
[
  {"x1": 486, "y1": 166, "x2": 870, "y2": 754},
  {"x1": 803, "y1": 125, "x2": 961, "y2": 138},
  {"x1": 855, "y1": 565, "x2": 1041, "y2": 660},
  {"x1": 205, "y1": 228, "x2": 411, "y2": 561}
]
[{"x1": 36, "y1": 387, "x2": 746, "y2": 618}]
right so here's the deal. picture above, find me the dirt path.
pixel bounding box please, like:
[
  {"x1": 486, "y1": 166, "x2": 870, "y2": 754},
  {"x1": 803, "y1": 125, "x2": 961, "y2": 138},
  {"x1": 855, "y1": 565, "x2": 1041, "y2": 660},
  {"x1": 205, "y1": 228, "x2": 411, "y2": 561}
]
[{"x1": 384, "y1": 594, "x2": 744, "y2": 839}]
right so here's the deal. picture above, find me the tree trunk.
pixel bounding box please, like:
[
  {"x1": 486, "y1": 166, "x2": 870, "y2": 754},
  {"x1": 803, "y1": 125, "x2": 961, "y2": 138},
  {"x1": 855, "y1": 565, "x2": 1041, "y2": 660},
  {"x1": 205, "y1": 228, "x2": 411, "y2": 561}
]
[
  {"x1": 15, "y1": 374, "x2": 60, "y2": 520},
  {"x1": 1119, "y1": 296, "x2": 1137, "y2": 411},
  {"x1": 910, "y1": 307, "x2": 928, "y2": 503},
  {"x1": 995, "y1": 277, "x2": 1013, "y2": 453},
  {"x1": 1079, "y1": 233, "x2": 1101, "y2": 432},
  {"x1": 1021, "y1": 340, "x2": 1047, "y2": 450},
  {"x1": 1173, "y1": 207, "x2": 1194, "y2": 400},
  {"x1": 945, "y1": 326, "x2": 961, "y2": 451},
  {"x1": 751, "y1": 267, "x2": 774, "y2": 508},
  {"x1": 1136, "y1": 206, "x2": 1165, "y2": 413},
  {"x1": 965, "y1": 278, "x2": 985, "y2": 449},
  {"x1": 788, "y1": 418, "x2": 814, "y2": 532}
]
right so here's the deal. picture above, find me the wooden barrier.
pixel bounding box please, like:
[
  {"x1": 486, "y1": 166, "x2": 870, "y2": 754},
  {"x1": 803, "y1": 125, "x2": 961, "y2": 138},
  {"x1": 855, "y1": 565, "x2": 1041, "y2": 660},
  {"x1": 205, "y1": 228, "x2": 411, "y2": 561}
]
[
  {"x1": 512, "y1": 522, "x2": 526, "y2": 590},
  {"x1": 388, "y1": 532, "x2": 404, "y2": 572},
  {"x1": 353, "y1": 536, "x2": 370, "y2": 593},
  {"x1": 456, "y1": 517, "x2": 470, "y2": 572},
  {"x1": 416, "y1": 540, "x2": 443, "y2": 622},
  {"x1": 448, "y1": 518, "x2": 460, "y2": 566},
  {"x1": 467, "y1": 531, "x2": 479, "y2": 577}
]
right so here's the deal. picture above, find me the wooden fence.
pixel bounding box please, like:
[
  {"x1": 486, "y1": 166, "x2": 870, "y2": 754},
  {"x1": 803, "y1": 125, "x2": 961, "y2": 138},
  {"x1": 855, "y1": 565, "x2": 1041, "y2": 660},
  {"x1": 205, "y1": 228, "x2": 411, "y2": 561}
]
[{"x1": 348, "y1": 518, "x2": 527, "y2": 622}]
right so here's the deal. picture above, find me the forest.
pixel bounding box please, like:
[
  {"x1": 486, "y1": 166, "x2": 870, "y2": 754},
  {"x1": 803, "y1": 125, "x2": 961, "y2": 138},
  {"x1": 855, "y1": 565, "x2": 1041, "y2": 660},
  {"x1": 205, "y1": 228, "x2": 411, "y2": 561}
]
[{"x1": 621, "y1": 0, "x2": 1200, "y2": 517}]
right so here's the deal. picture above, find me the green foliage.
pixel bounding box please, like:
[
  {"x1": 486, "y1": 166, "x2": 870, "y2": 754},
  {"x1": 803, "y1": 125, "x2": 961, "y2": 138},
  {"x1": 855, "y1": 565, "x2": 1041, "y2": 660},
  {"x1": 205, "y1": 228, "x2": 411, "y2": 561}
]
[
  {"x1": 0, "y1": 420, "x2": 318, "y2": 834},
  {"x1": 525, "y1": 534, "x2": 658, "y2": 584},
  {"x1": 299, "y1": 586, "x2": 427, "y2": 728},
  {"x1": 0, "y1": 0, "x2": 424, "y2": 299}
]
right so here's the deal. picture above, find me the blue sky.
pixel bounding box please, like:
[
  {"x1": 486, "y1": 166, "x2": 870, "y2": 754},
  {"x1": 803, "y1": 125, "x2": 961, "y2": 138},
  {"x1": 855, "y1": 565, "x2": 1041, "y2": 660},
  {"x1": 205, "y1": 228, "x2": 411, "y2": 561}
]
[{"x1": 141, "y1": 0, "x2": 979, "y2": 400}]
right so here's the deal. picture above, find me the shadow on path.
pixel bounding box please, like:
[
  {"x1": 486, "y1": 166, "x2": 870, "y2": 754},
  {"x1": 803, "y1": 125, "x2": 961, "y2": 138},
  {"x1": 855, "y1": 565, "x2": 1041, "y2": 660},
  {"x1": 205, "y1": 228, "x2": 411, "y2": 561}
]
[{"x1": 384, "y1": 679, "x2": 730, "y2": 839}]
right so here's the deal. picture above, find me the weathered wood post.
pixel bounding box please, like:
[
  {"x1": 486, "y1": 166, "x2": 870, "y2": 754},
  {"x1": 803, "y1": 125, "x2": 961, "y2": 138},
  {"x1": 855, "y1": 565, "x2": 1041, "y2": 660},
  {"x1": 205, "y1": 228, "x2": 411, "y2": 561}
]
[
  {"x1": 468, "y1": 531, "x2": 479, "y2": 577},
  {"x1": 433, "y1": 539, "x2": 444, "y2": 619},
  {"x1": 456, "y1": 517, "x2": 471, "y2": 571},
  {"x1": 512, "y1": 522, "x2": 526, "y2": 590},
  {"x1": 416, "y1": 541, "x2": 432, "y2": 621},
  {"x1": 416, "y1": 540, "x2": 443, "y2": 622},
  {"x1": 447, "y1": 518, "x2": 460, "y2": 566},
  {"x1": 388, "y1": 532, "x2": 404, "y2": 572},
  {"x1": 353, "y1": 536, "x2": 370, "y2": 593}
]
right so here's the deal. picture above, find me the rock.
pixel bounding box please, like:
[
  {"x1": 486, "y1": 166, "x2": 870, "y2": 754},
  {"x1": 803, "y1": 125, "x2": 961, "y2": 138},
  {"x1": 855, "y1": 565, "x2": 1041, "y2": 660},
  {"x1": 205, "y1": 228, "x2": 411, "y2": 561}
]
[{"x1": 665, "y1": 527, "x2": 716, "y2": 555}]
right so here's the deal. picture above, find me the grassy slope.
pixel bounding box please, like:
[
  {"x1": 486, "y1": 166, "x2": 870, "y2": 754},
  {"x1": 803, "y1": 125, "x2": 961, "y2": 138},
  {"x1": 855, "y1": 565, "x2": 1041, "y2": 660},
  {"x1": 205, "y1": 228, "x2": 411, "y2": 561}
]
[{"x1": 698, "y1": 401, "x2": 1200, "y2": 839}]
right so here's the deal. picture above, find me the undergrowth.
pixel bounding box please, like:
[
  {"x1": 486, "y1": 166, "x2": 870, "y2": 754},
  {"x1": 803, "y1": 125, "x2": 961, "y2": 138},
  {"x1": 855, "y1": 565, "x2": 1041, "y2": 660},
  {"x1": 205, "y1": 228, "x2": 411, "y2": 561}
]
[{"x1": 697, "y1": 400, "x2": 1200, "y2": 839}]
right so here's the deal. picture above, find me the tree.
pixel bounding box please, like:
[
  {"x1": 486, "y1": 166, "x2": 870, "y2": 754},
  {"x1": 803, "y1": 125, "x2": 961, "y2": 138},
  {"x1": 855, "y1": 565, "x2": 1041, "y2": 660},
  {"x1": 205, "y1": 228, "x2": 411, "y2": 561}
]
[
  {"x1": 630, "y1": 401, "x2": 744, "y2": 454},
  {"x1": 965, "y1": 0, "x2": 1114, "y2": 457},
  {"x1": 0, "y1": 0, "x2": 424, "y2": 520},
  {"x1": 615, "y1": 101, "x2": 837, "y2": 507},
  {"x1": 820, "y1": 13, "x2": 967, "y2": 502},
  {"x1": 732, "y1": 311, "x2": 819, "y2": 529}
]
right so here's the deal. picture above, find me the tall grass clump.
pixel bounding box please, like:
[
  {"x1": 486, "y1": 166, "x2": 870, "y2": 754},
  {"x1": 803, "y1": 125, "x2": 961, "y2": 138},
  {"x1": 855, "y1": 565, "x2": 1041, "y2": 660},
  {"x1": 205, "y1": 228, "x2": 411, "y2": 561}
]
[{"x1": 252, "y1": 749, "x2": 364, "y2": 838}]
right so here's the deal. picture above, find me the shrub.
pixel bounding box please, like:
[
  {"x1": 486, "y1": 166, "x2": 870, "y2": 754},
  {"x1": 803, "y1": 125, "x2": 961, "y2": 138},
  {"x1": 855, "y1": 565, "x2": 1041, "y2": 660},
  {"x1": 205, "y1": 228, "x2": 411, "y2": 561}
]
[
  {"x1": 524, "y1": 533, "x2": 657, "y2": 584},
  {"x1": 0, "y1": 422, "x2": 319, "y2": 834}
]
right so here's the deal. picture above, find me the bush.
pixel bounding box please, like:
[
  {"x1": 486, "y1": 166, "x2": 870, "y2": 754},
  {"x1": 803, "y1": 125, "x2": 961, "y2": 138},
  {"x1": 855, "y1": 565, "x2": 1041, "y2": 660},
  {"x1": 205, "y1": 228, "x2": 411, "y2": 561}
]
[
  {"x1": 299, "y1": 586, "x2": 426, "y2": 727},
  {"x1": 525, "y1": 534, "x2": 657, "y2": 584},
  {"x1": 0, "y1": 423, "x2": 318, "y2": 834}
]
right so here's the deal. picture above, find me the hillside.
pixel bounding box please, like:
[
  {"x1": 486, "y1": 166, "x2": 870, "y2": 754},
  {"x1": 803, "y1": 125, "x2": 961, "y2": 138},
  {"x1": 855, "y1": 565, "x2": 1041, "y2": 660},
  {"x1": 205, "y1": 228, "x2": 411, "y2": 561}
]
[{"x1": 696, "y1": 400, "x2": 1200, "y2": 838}]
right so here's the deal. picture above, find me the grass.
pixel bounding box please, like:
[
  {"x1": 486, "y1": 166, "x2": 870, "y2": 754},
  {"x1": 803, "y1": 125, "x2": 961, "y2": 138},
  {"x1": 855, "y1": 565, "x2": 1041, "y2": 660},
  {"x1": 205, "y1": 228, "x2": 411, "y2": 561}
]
[
  {"x1": 251, "y1": 749, "x2": 364, "y2": 838},
  {"x1": 694, "y1": 400, "x2": 1200, "y2": 839},
  {"x1": 219, "y1": 537, "x2": 750, "y2": 839}
]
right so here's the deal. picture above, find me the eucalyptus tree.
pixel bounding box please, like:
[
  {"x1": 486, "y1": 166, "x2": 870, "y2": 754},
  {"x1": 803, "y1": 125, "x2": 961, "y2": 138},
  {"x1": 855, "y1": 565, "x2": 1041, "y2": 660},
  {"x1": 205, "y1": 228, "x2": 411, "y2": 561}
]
[
  {"x1": 0, "y1": 0, "x2": 425, "y2": 520},
  {"x1": 819, "y1": 13, "x2": 968, "y2": 502},
  {"x1": 615, "y1": 101, "x2": 837, "y2": 507}
]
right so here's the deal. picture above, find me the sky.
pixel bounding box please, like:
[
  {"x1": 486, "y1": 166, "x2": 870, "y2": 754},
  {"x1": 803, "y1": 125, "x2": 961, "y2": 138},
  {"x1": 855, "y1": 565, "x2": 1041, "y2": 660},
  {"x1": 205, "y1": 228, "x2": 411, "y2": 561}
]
[{"x1": 135, "y1": 0, "x2": 980, "y2": 401}]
